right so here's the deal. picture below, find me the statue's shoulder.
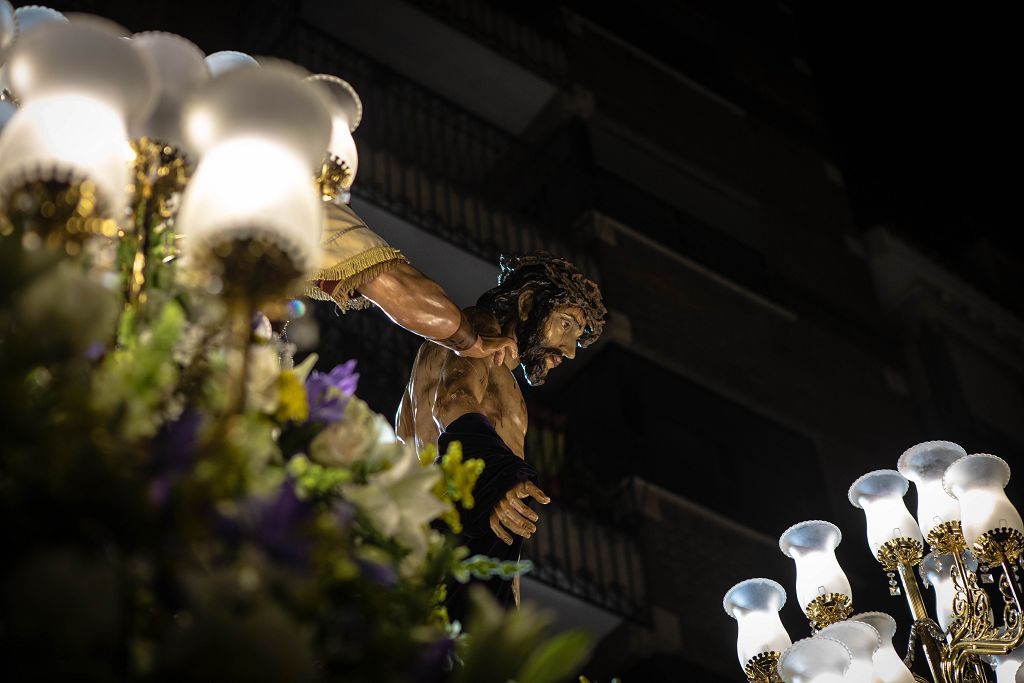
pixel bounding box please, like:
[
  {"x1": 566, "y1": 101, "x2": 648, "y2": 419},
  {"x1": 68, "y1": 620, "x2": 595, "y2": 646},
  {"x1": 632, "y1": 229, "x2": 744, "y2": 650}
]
[{"x1": 463, "y1": 306, "x2": 501, "y2": 336}]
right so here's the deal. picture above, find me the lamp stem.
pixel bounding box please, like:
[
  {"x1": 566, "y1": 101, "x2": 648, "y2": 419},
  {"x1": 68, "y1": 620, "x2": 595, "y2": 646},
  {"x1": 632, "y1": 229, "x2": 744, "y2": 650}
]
[
  {"x1": 225, "y1": 297, "x2": 254, "y2": 416},
  {"x1": 898, "y1": 562, "x2": 948, "y2": 683}
]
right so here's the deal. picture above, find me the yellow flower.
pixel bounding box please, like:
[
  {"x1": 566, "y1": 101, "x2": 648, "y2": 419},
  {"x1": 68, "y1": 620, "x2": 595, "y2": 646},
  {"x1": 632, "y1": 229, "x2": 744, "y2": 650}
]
[
  {"x1": 418, "y1": 443, "x2": 438, "y2": 468},
  {"x1": 423, "y1": 441, "x2": 484, "y2": 534},
  {"x1": 439, "y1": 441, "x2": 484, "y2": 510},
  {"x1": 275, "y1": 370, "x2": 309, "y2": 423}
]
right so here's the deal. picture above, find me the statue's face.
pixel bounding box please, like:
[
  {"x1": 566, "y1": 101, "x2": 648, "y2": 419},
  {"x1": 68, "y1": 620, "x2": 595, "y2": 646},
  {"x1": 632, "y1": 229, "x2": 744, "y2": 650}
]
[{"x1": 517, "y1": 304, "x2": 587, "y2": 386}]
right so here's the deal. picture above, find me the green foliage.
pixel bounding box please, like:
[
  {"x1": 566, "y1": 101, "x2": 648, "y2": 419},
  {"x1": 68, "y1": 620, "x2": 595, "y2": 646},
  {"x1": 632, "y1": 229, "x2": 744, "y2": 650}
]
[
  {"x1": 92, "y1": 300, "x2": 186, "y2": 440},
  {"x1": 454, "y1": 587, "x2": 592, "y2": 683},
  {"x1": 0, "y1": 223, "x2": 591, "y2": 681},
  {"x1": 287, "y1": 453, "x2": 353, "y2": 498},
  {"x1": 456, "y1": 554, "x2": 535, "y2": 584}
]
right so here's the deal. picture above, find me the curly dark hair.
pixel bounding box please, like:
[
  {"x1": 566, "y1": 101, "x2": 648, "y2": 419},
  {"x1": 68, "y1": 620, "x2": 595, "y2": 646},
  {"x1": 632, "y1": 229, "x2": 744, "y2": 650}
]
[{"x1": 476, "y1": 252, "x2": 606, "y2": 348}]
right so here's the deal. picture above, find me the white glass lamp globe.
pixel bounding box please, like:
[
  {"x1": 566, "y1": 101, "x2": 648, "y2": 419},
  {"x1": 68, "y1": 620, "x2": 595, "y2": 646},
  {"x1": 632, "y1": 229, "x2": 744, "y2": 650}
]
[
  {"x1": 850, "y1": 612, "x2": 915, "y2": 683},
  {"x1": 848, "y1": 470, "x2": 924, "y2": 557},
  {"x1": 897, "y1": 441, "x2": 966, "y2": 536},
  {"x1": 129, "y1": 32, "x2": 209, "y2": 153},
  {"x1": 1, "y1": 1, "x2": 15, "y2": 57},
  {"x1": 204, "y1": 50, "x2": 258, "y2": 77},
  {"x1": 0, "y1": 19, "x2": 156, "y2": 219},
  {"x1": 817, "y1": 621, "x2": 884, "y2": 683},
  {"x1": 0, "y1": 98, "x2": 14, "y2": 130},
  {"x1": 779, "y1": 520, "x2": 852, "y2": 614},
  {"x1": 984, "y1": 644, "x2": 1024, "y2": 683},
  {"x1": 12, "y1": 5, "x2": 66, "y2": 34},
  {"x1": 5, "y1": 17, "x2": 155, "y2": 123},
  {"x1": 723, "y1": 578, "x2": 792, "y2": 669},
  {"x1": 0, "y1": 94, "x2": 132, "y2": 220},
  {"x1": 177, "y1": 136, "x2": 324, "y2": 278},
  {"x1": 182, "y1": 63, "x2": 331, "y2": 173},
  {"x1": 3, "y1": 5, "x2": 68, "y2": 95},
  {"x1": 305, "y1": 74, "x2": 362, "y2": 189},
  {"x1": 779, "y1": 637, "x2": 851, "y2": 683},
  {"x1": 919, "y1": 550, "x2": 978, "y2": 632},
  {"x1": 943, "y1": 454, "x2": 1024, "y2": 550}
]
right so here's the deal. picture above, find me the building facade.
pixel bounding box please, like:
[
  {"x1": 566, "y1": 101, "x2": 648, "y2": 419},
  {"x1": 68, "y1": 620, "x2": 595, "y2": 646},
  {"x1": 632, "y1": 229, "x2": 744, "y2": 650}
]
[{"x1": 56, "y1": 0, "x2": 1024, "y2": 678}]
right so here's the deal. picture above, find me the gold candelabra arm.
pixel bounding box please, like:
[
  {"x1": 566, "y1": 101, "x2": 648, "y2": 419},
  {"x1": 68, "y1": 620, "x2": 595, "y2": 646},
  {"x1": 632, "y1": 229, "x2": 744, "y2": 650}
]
[
  {"x1": 743, "y1": 651, "x2": 783, "y2": 683},
  {"x1": 123, "y1": 138, "x2": 190, "y2": 307},
  {"x1": 939, "y1": 528, "x2": 1024, "y2": 681},
  {"x1": 894, "y1": 561, "x2": 950, "y2": 683}
]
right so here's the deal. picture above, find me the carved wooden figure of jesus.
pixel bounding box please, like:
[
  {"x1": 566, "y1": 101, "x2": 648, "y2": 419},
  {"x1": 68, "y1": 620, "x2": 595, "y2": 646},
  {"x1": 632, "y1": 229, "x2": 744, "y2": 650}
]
[{"x1": 395, "y1": 253, "x2": 606, "y2": 619}]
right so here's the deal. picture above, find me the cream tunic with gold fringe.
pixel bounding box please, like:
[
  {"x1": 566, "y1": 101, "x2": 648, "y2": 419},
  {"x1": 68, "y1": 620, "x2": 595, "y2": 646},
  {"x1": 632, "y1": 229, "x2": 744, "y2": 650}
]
[{"x1": 304, "y1": 201, "x2": 406, "y2": 310}]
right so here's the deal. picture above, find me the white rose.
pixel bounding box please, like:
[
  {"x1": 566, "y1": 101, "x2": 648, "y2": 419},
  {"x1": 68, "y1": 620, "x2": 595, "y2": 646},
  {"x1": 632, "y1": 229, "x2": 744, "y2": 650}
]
[{"x1": 308, "y1": 397, "x2": 379, "y2": 467}]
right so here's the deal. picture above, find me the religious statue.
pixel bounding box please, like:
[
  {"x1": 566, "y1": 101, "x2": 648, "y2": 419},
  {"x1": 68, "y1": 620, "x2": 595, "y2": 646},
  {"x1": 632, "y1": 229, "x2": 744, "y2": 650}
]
[
  {"x1": 304, "y1": 201, "x2": 516, "y2": 364},
  {"x1": 394, "y1": 252, "x2": 606, "y2": 619}
]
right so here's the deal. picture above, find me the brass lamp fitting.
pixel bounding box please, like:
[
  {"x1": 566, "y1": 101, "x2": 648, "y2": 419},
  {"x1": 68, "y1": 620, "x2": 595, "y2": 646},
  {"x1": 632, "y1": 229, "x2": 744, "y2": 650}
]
[{"x1": 804, "y1": 593, "x2": 853, "y2": 632}]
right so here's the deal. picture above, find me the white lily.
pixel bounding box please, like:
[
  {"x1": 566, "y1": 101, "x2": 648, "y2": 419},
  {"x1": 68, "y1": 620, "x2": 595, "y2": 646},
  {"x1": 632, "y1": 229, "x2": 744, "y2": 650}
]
[{"x1": 343, "y1": 445, "x2": 446, "y2": 576}]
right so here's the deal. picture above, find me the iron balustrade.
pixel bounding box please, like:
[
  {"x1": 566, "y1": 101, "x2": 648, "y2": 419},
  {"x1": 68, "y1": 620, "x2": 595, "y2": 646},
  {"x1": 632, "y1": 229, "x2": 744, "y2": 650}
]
[
  {"x1": 275, "y1": 21, "x2": 599, "y2": 277},
  {"x1": 523, "y1": 499, "x2": 648, "y2": 622},
  {"x1": 404, "y1": 0, "x2": 569, "y2": 84}
]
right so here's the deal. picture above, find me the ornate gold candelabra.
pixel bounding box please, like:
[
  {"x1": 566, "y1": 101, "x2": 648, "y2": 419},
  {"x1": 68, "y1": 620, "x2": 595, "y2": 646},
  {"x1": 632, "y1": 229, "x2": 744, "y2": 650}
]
[
  {"x1": 0, "y1": 12, "x2": 363, "y2": 427},
  {"x1": 123, "y1": 137, "x2": 190, "y2": 306},
  {"x1": 744, "y1": 651, "x2": 784, "y2": 683},
  {"x1": 726, "y1": 444, "x2": 1024, "y2": 683}
]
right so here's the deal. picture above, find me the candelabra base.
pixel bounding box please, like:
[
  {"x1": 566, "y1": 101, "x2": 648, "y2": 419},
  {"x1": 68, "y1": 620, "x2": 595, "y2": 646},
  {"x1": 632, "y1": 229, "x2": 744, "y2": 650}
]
[
  {"x1": 973, "y1": 528, "x2": 1024, "y2": 567},
  {"x1": 928, "y1": 521, "x2": 967, "y2": 555},
  {"x1": 0, "y1": 177, "x2": 118, "y2": 251},
  {"x1": 804, "y1": 593, "x2": 853, "y2": 631},
  {"x1": 194, "y1": 235, "x2": 305, "y2": 306},
  {"x1": 316, "y1": 154, "x2": 353, "y2": 203},
  {"x1": 744, "y1": 651, "x2": 782, "y2": 683},
  {"x1": 878, "y1": 537, "x2": 925, "y2": 571}
]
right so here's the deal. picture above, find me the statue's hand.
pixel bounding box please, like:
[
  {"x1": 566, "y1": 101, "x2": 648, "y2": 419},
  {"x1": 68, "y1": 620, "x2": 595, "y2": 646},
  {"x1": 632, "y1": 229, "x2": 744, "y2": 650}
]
[
  {"x1": 456, "y1": 334, "x2": 518, "y2": 367},
  {"x1": 489, "y1": 481, "x2": 550, "y2": 545}
]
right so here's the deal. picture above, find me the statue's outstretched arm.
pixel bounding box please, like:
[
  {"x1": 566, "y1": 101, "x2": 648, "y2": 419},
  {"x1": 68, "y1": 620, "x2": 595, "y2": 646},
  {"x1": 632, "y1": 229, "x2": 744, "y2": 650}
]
[
  {"x1": 358, "y1": 263, "x2": 516, "y2": 364},
  {"x1": 307, "y1": 202, "x2": 515, "y2": 363}
]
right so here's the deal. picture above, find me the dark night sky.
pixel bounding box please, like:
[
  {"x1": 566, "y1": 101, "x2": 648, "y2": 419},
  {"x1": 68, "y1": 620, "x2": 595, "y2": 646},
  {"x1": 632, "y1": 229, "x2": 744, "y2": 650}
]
[
  {"x1": 544, "y1": 0, "x2": 1017, "y2": 263},
  {"x1": 795, "y1": 4, "x2": 1015, "y2": 259}
]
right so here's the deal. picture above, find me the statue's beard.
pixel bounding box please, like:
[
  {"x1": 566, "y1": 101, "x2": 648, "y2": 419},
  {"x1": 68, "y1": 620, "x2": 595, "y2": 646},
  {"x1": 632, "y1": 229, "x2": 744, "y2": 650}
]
[{"x1": 516, "y1": 316, "x2": 560, "y2": 387}]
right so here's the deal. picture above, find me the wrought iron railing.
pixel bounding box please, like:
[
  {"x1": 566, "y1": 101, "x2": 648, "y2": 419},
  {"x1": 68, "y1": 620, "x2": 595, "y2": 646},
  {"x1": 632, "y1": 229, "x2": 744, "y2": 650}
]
[
  {"x1": 276, "y1": 21, "x2": 598, "y2": 277},
  {"x1": 524, "y1": 500, "x2": 648, "y2": 621},
  {"x1": 523, "y1": 410, "x2": 649, "y2": 620},
  {"x1": 404, "y1": 0, "x2": 568, "y2": 84}
]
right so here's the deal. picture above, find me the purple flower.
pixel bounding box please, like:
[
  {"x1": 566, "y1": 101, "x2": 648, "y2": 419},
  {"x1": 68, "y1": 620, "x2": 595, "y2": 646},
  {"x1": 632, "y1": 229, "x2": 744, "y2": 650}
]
[
  {"x1": 409, "y1": 637, "x2": 455, "y2": 683},
  {"x1": 357, "y1": 558, "x2": 398, "y2": 587},
  {"x1": 84, "y1": 341, "x2": 107, "y2": 361},
  {"x1": 148, "y1": 411, "x2": 202, "y2": 506},
  {"x1": 333, "y1": 500, "x2": 356, "y2": 527},
  {"x1": 305, "y1": 359, "x2": 359, "y2": 424},
  {"x1": 250, "y1": 482, "x2": 313, "y2": 567},
  {"x1": 258, "y1": 484, "x2": 312, "y2": 563}
]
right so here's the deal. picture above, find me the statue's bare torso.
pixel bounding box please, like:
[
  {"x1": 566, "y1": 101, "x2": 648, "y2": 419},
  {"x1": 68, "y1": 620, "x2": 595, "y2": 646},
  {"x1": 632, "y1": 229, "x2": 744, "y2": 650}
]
[{"x1": 396, "y1": 308, "x2": 528, "y2": 457}]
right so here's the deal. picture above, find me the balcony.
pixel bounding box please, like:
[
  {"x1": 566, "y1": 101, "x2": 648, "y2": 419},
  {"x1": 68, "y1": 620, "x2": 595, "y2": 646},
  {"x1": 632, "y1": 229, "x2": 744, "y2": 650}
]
[
  {"x1": 524, "y1": 499, "x2": 647, "y2": 622},
  {"x1": 298, "y1": 0, "x2": 560, "y2": 135},
  {"x1": 404, "y1": 0, "x2": 568, "y2": 84},
  {"x1": 275, "y1": 21, "x2": 597, "y2": 278}
]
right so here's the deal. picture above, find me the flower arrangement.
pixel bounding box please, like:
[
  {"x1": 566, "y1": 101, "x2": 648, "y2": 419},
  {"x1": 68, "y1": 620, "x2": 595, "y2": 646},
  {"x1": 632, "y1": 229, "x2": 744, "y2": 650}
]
[{"x1": 0, "y1": 223, "x2": 591, "y2": 682}]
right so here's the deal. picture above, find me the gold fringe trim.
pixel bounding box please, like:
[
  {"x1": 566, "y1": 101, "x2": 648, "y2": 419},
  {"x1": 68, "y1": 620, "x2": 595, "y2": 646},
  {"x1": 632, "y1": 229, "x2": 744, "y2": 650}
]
[{"x1": 305, "y1": 246, "x2": 407, "y2": 311}]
